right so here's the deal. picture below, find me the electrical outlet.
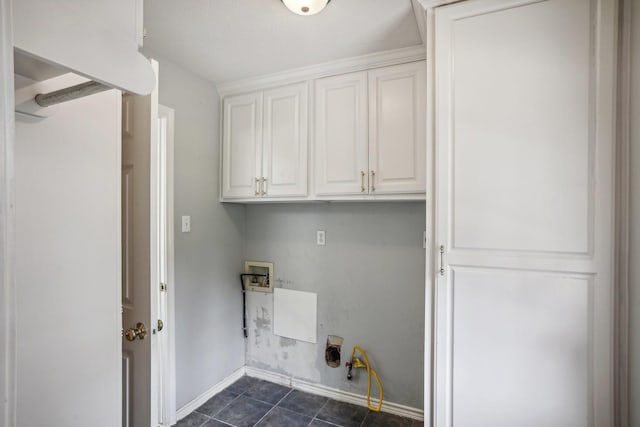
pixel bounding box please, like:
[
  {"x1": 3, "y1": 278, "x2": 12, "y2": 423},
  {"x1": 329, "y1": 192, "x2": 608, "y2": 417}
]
[
  {"x1": 182, "y1": 215, "x2": 191, "y2": 233},
  {"x1": 317, "y1": 230, "x2": 326, "y2": 246}
]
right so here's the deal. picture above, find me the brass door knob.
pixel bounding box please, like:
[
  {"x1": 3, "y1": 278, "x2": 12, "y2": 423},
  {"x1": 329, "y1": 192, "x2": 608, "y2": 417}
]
[{"x1": 125, "y1": 322, "x2": 148, "y2": 341}]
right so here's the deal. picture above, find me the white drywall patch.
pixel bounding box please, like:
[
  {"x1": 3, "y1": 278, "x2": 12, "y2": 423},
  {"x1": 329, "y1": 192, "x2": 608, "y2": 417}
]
[{"x1": 273, "y1": 288, "x2": 317, "y2": 344}]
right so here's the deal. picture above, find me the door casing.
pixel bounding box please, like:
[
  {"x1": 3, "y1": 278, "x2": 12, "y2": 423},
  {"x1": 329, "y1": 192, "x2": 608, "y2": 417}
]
[{"x1": 0, "y1": 0, "x2": 16, "y2": 425}]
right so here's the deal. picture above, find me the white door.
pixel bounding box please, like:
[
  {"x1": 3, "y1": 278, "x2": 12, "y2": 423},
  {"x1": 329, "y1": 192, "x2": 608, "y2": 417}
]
[
  {"x1": 368, "y1": 62, "x2": 425, "y2": 194},
  {"x1": 262, "y1": 82, "x2": 308, "y2": 197},
  {"x1": 221, "y1": 92, "x2": 263, "y2": 199},
  {"x1": 122, "y1": 60, "x2": 159, "y2": 427},
  {"x1": 157, "y1": 105, "x2": 176, "y2": 427},
  {"x1": 15, "y1": 74, "x2": 122, "y2": 427},
  {"x1": 314, "y1": 71, "x2": 368, "y2": 195},
  {"x1": 433, "y1": 0, "x2": 616, "y2": 426}
]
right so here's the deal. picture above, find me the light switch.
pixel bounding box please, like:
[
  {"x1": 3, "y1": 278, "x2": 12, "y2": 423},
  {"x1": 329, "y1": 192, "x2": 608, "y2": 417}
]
[
  {"x1": 317, "y1": 230, "x2": 326, "y2": 246},
  {"x1": 181, "y1": 216, "x2": 191, "y2": 233}
]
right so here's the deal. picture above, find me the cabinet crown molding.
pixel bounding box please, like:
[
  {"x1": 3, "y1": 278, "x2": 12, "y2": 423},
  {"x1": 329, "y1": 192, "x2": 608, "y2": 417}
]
[
  {"x1": 216, "y1": 45, "x2": 426, "y2": 97},
  {"x1": 414, "y1": 0, "x2": 459, "y2": 10}
]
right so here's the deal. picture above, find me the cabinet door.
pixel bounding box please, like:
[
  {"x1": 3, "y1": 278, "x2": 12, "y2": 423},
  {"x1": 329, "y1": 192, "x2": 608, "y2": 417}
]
[
  {"x1": 368, "y1": 62, "x2": 425, "y2": 194},
  {"x1": 433, "y1": 0, "x2": 616, "y2": 426},
  {"x1": 262, "y1": 83, "x2": 308, "y2": 197},
  {"x1": 221, "y1": 92, "x2": 262, "y2": 199},
  {"x1": 314, "y1": 72, "x2": 369, "y2": 195}
]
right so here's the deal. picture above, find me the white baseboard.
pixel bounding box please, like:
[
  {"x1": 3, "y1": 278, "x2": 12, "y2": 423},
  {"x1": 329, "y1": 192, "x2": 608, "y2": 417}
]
[
  {"x1": 245, "y1": 366, "x2": 424, "y2": 421},
  {"x1": 176, "y1": 366, "x2": 246, "y2": 421}
]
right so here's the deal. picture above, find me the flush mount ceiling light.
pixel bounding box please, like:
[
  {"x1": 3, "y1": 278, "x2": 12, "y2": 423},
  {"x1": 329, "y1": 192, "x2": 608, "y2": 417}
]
[{"x1": 282, "y1": 0, "x2": 331, "y2": 16}]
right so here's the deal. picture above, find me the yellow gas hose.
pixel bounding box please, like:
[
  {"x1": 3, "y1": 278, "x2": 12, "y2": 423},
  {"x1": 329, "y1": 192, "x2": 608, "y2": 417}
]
[{"x1": 349, "y1": 345, "x2": 384, "y2": 412}]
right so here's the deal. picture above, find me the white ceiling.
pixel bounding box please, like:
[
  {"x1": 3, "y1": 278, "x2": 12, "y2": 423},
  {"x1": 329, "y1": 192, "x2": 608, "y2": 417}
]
[{"x1": 143, "y1": 0, "x2": 423, "y2": 84}]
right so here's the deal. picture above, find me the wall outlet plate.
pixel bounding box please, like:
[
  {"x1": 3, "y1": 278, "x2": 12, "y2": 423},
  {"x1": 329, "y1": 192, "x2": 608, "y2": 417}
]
[
  {"x1": 243, "y1": 261, "x2": 274, "y2": 293},
  {"x1": 181, "y1": 215, "x2": 191, "y2": 232}
]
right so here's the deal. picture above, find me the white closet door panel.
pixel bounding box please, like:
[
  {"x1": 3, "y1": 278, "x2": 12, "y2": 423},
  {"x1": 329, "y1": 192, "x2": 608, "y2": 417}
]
[
  {"x1": 450, "y1": 0, "x2": 590, "y2": 254},
  {"x1": 369, "y1": 62, "x2": 425, "y2": 194},
  {"x1": 222, "y1": 92, "x2": 262, "y2": 199},
  {"x1": 449, "y1": 268, "x2": 589, "y2": 427},
  {"x1": 314, "y1": 72, "x2": 368, "y2": 195},
  {"x1": 263, "y1": 82, "x2": 308, "y2": 197},
  {"x1": 433, "y1": 0, "x2": 616, "y2": 426}
]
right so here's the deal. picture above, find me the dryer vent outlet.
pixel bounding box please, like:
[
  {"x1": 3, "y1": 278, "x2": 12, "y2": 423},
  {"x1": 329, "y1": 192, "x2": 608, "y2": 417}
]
[{"x1": 325, "y1": 335, "x2": 343, "y2": 368}]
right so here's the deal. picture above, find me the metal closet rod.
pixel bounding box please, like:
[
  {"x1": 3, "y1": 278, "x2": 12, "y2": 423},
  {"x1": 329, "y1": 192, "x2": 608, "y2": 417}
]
[{"x1": 34, "y1": 80, "x2": 111, "y2": 108}]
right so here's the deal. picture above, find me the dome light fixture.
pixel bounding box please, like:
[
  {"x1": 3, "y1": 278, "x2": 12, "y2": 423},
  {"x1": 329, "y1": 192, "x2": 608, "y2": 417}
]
[{"x1": 282, "y1": 0, "x2": 331, "y2": 16}]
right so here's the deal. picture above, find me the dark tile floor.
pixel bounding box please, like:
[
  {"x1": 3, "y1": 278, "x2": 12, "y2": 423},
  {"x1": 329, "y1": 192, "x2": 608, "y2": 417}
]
[{"x1": 176, "y1": 376, "x2": 423, "y2": 427}]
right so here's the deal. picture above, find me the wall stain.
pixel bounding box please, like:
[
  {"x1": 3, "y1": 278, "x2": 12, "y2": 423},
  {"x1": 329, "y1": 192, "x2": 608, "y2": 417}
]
[
  {"x1": 253, "y1": 306, "x2": 271, "y2": 346},
  {"x1": 279, "y1": 337, "x2": 297, "y2": 348},
  {"x1": 254, "y1": 306, "x2": 271, "y2": 330}
]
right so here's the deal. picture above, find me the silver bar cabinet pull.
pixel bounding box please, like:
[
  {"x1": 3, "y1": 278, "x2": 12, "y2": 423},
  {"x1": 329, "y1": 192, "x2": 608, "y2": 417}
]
[{"x1": 261, "y1": 177, "x2": 267, "y2": 196}]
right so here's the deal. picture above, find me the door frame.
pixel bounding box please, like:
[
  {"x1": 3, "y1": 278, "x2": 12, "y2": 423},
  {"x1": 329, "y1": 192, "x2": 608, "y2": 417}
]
[
  {"x1": 157, "y1": 104, "x2": 176, "y2": 426},
  {"x1": 419, "y1": 2, "x2": 459, "y2": 425},
  {"x1": 0, "y1": 0, "x2": 16, "y2": 425},
  {"x1": 615, "y1": 0, "x2": 632, "y2": 425}
]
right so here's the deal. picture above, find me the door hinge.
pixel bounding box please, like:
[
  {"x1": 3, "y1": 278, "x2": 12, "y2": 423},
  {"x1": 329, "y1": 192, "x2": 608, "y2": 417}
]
[{"x1": 160, "y1": 282, "x2": 167, "y2": 292}]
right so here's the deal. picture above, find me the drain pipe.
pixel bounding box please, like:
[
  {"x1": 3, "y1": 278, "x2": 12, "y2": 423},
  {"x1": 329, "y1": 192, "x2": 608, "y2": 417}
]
[{"x1": 239, "y1": 273, "x2": 268, "y2": 338}]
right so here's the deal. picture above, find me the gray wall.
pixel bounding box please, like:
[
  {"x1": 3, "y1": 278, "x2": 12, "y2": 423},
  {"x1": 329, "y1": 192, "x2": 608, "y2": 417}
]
[
  {"x1": 244, "y1": 202, "x2": 425, "y2": 409},
  {"x1": 629, "y1": 1, "x2": 640, "y2": 424},
  {"x1": 150, "y1": 53, "x2": 246, "y2": 408},
  {"x1": 147, "y1": 52, "x2": 426, "y2": 411}
]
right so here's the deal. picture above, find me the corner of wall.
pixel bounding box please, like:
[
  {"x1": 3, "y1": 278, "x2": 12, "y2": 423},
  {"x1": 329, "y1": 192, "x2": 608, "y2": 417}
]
[{"x1": 151, "y1": 53, "x2": 247, "y2": 409}]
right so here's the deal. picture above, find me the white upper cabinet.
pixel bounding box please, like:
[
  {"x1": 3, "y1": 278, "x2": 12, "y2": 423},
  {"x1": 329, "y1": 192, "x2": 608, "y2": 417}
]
[
  {"x1": 221, "y1": 83, "x2": 308, "y2": 200},
  {"x1": 314, "y1": 61, "x2": 426, "y2": 198},
  {"x1": 222, "y1": 92, "x2": 263, "y2": 199},
  {"x1": 368, "y1": 62, "x2": 426, "y2": 194},
  {"x1": 262, "y1": 83, "x2": 308, "y2": 197},
  {"x1": 220, "y1": 60, "x2": 426, "y2": 202},
  {"x1": 13, "y1": 0, "x2": 154, "y2": 95},
  {"x1": 314, "y1": 72, "x2": 369, "y2": 195}
]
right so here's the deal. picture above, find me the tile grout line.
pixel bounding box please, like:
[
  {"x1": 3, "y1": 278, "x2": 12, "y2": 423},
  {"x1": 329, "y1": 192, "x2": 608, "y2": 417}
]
[
  {"x1": 312, "y1": 398, "x2": 370, "y2": 427},
  {"x1": 213, "y1": 420, "x2": 236, "y2": 427},
  {"x1": 360, "y1": 405, "x2": 377, "y2": 427},
  {"x1": 270, "y1": 389, "x2": 331, "y2": 427},
  {"x1": 359, "y1": 411, "x2": 370, "y2": 427},
  {"x1": 195, "y1": 385, "x2": 247, "y2": 426},
  {"x1": 251, "y1": 387, "x2": 294, "y2": 426},
  {"x1": 309, "y1": 397, "x2": 331, "y2": 426},
  {"x1": 211, "y1": 379, "x2": 268, "y2": 426},
  {"x1": 276, "y1": 404, "x2": 319, "y2": 425},
  {"x1": 194, "y1": 410, "x2": 213, "y2": 420},
  {"x1": 212, "y1": 390, "x2": 245, "y2": 421}
]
